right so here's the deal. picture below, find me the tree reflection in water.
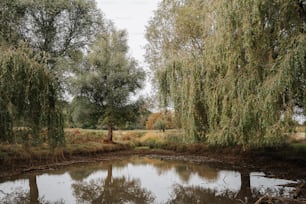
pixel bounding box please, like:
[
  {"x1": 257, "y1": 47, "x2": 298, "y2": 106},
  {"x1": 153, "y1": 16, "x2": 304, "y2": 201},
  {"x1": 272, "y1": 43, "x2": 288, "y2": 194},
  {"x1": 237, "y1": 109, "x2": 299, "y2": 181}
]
[
  {"x1": 0, "y1": 157, "x2": 298, "y2": 203},
  {"x1": 237, "y1": 170, "x2": 252, "y2": 203},
  {"x1": 166, "y1": 184, "x2": 238, "y2": 204},
  {"x1": 0, "y1": 175, "x2": 64, "y2": 204},
  {"x1": 0, "y1": 188, "x2": 29, "y2": 204},
  {"x1": 72, "y1": 164, "x2": 155, "y2": 203},
  {"x1": 29, "y1": 175, "x2": 39, "y2": 204}
]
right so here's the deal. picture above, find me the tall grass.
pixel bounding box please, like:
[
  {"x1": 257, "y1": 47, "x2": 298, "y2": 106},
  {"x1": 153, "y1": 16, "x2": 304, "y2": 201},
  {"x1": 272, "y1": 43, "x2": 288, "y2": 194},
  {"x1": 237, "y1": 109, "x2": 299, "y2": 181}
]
[{"x1": 0, "y1": 128, "x2": 132, "y2": 163}]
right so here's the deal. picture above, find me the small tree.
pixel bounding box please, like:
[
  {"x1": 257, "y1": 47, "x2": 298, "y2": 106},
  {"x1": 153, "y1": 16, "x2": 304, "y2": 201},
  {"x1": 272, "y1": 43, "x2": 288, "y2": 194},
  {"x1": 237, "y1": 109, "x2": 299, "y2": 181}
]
[
  {"x1": 72, "y1": 24, "x2": 145, "y2": 142},
  {"x1": 152, "y1": 119, "x2": 166, "y2": 132}
]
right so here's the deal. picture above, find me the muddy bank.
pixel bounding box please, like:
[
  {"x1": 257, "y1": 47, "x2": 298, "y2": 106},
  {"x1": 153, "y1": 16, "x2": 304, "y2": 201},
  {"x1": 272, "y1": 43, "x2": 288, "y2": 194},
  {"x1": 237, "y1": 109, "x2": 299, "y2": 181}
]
[{"x1": 1, "y1": 147, "x2": 306, "y2": 180}]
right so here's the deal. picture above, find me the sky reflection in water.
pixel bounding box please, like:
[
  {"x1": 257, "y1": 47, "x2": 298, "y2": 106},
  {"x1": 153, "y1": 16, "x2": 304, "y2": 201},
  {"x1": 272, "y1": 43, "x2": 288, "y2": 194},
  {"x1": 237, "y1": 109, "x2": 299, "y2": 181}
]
[{"x1": 0, "y1": 157, "x2": 297, "y2": 203}]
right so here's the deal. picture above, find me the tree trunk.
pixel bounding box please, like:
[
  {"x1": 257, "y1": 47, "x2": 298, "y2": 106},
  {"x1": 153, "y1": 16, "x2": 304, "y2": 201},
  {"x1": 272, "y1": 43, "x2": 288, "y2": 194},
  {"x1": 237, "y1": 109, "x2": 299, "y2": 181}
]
[
  {"x1": 237, "y1": 171, "x2": 252, "y2": 203},
  {"x1": 105, "y1": 164, "x2": 113, "y2": 186},
  {"x1": 29, "y1": 175, "x2": 39, "y2": 204},
  {"x1": 92, "y1": 164, "x2": 113, "y2": 204},
  {"x1": 107, "y1": 123, "x2": 113, "y2": 142}
]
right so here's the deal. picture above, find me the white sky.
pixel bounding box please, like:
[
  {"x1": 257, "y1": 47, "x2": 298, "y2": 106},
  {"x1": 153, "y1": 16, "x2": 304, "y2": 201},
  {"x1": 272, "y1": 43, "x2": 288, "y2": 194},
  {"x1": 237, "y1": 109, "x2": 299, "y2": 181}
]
[{"x1": 96, "y1": 0, "x2": 160, "y2": 63}]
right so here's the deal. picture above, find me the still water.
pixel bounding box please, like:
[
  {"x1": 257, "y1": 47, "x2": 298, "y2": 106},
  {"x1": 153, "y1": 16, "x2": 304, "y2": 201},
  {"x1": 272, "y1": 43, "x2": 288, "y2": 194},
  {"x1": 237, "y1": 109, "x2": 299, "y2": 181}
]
[{"x1": 0, "y1": 156, "x2": 298, "y2": 204}]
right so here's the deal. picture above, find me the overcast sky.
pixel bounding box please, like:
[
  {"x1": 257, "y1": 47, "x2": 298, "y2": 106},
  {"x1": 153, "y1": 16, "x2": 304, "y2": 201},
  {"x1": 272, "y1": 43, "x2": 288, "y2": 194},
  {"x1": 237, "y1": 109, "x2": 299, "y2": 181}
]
[{"x1": 96, "y1": 0, "x2": 160, "y2": 65}]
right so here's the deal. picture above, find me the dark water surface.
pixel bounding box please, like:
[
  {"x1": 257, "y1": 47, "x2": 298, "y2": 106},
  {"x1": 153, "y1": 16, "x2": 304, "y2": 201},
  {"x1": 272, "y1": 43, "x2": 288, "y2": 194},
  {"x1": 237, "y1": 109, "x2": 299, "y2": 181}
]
[{"x1": 0, "y1": 157, "x2": 298, "y2": 203}]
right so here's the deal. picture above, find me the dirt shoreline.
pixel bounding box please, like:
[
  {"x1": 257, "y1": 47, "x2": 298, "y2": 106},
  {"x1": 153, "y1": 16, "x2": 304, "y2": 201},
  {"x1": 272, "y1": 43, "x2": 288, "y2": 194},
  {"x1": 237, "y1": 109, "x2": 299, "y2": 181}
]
[
  {"x1": 1, "y1": 148, "x2": 306, "y2": 203},
  {"x1": 1, "y1": 148, "x2": 306, "y2": 181}
]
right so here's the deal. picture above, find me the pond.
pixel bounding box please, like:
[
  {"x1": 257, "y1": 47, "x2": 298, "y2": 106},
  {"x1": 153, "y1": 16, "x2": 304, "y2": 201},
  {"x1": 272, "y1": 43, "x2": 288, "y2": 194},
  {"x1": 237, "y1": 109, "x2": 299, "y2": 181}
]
[{"x1": 0, "y1": 156, "x2": 299, "y2": 204}]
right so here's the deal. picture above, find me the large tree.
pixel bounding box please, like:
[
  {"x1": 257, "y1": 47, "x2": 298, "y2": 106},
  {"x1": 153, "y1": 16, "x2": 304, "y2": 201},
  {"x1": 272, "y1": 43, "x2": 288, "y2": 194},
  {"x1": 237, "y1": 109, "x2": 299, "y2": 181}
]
[
  {"x1": 72, "y1": 24, "x2": 145, "y2": 141},
  {"x1": 146, "y1": 0, "x2": 305, "y2": 147}
]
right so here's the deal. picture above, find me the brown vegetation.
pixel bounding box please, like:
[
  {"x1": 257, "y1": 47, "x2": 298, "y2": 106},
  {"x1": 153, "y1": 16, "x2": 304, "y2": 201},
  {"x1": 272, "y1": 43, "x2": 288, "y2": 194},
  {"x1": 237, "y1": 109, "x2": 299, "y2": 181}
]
[
  {"x1": 146, "y1": 111, "x2": 176, "y2": 130},
  {"x1": 1, "y1": 128, "x2": 306, "y2": 181}
]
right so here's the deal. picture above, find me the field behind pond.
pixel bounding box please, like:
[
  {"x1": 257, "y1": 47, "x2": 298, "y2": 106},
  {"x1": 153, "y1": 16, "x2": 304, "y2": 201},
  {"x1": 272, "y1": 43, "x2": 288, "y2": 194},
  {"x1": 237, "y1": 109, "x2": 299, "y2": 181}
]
[{"x1": 0, "y1": 128, "x2": 182, "y2": 163}]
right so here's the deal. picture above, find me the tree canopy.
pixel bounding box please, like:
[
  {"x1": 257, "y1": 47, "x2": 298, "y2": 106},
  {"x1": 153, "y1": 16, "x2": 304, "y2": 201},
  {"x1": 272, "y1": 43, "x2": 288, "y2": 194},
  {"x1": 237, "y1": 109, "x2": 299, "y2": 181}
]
[
  {"x1": 0, "y1": 0, "x2": 104, "y2": 96},
  {"x1": 146, "y1": 0, "x2": 305, "y2": 147},
  {"x1": 1, "y1": 0, "x2": 103, "y2": 58}
]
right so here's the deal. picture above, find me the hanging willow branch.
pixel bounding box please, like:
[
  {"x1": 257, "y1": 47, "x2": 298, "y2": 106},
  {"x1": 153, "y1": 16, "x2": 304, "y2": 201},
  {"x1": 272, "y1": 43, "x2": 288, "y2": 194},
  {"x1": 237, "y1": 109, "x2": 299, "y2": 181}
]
[
  {"x1": 146, "y1": 0, "x2": 305, "y2": 147},
  {"x1": 0, "y1": 43, "x2": 64, "y2": 147}
]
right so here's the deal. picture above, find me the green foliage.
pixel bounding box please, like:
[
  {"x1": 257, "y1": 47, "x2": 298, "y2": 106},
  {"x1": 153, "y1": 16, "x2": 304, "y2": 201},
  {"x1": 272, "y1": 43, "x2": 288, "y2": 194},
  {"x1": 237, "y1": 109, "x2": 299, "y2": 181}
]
[
  {"x1": 0, "y1": 0, "x2": 107, "y2": 147},
  {"x1": 69, "y1": 96, "x2": 99, "y2": 129},
  {"x1": 0, "y1": 0, "x2": 25, "y2": 45},
  {"x1": 0, "y1": 44, "x2": 64, "y2": 146},
  {"x1": 17, "y1": 0, "x2": 103, "y2": 59},
  {"x1": 72, "y1": 24, "x2": 145, "y2": 140},
  {"x1": 0, "y1": 0, "x2": 105, "y2": 97},
  {"x1": 146, "y1": 0, "x2": 305, "y2": 147}
]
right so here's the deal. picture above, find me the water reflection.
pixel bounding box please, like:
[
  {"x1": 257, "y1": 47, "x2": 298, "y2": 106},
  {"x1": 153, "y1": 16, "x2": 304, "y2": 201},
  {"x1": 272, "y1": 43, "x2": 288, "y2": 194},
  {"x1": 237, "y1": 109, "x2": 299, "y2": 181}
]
[
  {"x1": 167, "y1": 185, "x2": 237, "y2": 204},
  {"x1": 0, "y1": 157, "x2": 298, "y2": 203},
  {"x1": 29, "y1": 175, "x2": 39, "y2": 204},
  {"x1": 0, "y1": 185, "x2": 29, "y2": 204},
  {"x1": 72, "y1": 164, "x2": 155, "y2": 203}
]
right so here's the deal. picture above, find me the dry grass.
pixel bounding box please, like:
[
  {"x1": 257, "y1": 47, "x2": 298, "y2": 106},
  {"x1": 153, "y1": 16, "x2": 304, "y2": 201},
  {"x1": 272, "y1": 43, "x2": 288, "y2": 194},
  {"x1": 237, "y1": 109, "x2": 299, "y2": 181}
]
[
  {"x1": 2, "y1": 127, "x2": 306, "y2": 167},
  {"x1": 65, "y1": 128, "x2": 107, "y2": 144},
  {"x1": 0, "y1": 128, "x2": 132, "y2": 163},
  {"x1": 140, "y1": 132, "x2": 164, "y2": 142},
  {"x1": 63, "y1": 128, "x2": 131, "y2": 156},
  {"x1": 113, "y1": 130, "x2": 147, "y2": 143},
  {"x1": 295, "y1": 125, "x2": 306, "y2": 133},
  {"x1": 286, "y1": 125, "x2": 306, "y2": 143},
  {"x1": 64, "y1": 128, "x2": 185, "y2": 150},
  {"x1": 289, "y1": 132, "x2": 306, "y2": 142}
]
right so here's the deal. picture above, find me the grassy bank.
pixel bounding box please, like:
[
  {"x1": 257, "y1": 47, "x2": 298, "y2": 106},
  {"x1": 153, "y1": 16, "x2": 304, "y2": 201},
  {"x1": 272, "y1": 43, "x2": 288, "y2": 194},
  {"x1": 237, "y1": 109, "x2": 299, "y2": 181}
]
[
  {"x1": 0, "y1": 128, "x2": 131, "y2": 164},
  {"x1": 0, "y1": 127, "x2": 305, "y2": 166}
]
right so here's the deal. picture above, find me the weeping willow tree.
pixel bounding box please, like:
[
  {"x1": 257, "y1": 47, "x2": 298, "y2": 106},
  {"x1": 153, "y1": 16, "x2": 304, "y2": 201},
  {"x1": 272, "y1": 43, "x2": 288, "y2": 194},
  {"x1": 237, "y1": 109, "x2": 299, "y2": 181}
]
[
  {"x1": 146, "y1": 0, "x2": 209, "y2": 142},
  {"x1": 0, "y1": 44, "x2": 64, "y2": 147},
  {"x1": 146, "y1": 0, "x2": 305, "y2": 147}
]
